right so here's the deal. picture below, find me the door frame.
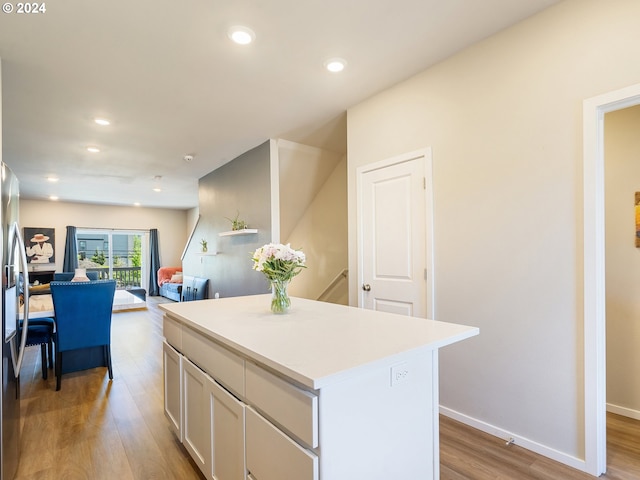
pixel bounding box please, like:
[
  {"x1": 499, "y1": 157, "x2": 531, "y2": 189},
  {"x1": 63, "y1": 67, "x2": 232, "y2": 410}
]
[
  {"x1": 583, "y1": 82, "x2": 640, "y2": 476},
  {"x1": 356, "y1": 147, "x2": 435, "y2": 319}
]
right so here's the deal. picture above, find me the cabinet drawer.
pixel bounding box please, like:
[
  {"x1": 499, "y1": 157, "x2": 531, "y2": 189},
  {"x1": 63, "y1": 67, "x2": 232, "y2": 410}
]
[
  {"x1": 245, "y1": 362, "x2": 318, "y2": 448},
  {"x1": 246, "y1": 408, "x2": 318, "y2": 480},
  {"x1": 163, "y1": 315, "x2": 182, "y2": 350},
  {"x1": 182, "y1": 325, "x2": 245, "y2": 397}
]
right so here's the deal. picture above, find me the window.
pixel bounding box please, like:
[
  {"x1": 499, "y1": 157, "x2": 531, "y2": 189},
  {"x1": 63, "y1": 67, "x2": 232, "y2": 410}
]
[{"x1": 76, "y1": 229, "x2": 148, "y2": 290}]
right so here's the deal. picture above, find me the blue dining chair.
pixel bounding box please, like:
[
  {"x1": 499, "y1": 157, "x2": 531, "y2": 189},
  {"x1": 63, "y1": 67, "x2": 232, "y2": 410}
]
[
  {"x1": 49, "y1": 279, "x2": 116, "y2": 391},
  {"x1": 19, "y1": 271, "x2": 55, "y2": 379},
  {"x1": 53, "y1": 271, "x2": 100, "y2": 281},
  {"x1": 21, "y1": 318, "x2": 55, "y2": 379}
]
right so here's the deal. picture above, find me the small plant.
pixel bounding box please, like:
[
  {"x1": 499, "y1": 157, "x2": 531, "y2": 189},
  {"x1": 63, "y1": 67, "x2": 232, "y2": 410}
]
[
  {"x1": 225, "y1": 211, "x2": 248, "y2": 231},
  {"x1": 200, "y1": 238, "x2": 208, "y2": 252}
]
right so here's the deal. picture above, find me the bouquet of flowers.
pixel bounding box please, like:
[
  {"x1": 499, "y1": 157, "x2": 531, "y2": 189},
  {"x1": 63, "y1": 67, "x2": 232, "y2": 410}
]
[{"x1": 252, "y1": 243, "x2": 306, "y2": 313}]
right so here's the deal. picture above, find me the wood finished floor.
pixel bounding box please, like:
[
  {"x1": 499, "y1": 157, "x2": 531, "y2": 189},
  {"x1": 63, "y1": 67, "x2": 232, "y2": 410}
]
[
  {"x1": 15, "y1": 296, "x2": 640, "y2": 479},
  {"x1": 16, "y1": 296, "x2": 204, "y2": 480},
  {"x1": 440, "y1": 413, "x2": 640, "y2": 479}
]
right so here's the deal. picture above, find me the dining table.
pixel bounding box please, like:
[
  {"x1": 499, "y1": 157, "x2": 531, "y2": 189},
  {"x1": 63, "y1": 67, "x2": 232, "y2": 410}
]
[
  {"x1": 22, "y1": 289, "x2": 146, "y2": 320},
  {"x1": 25, "y1": 293, "x2": 55, "y2": 319}
]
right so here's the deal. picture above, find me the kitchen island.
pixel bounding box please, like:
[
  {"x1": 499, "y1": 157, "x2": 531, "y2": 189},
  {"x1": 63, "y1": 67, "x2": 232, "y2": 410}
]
[{"x1": 160, "y1": 294, "x2": 478, "y2": 480}]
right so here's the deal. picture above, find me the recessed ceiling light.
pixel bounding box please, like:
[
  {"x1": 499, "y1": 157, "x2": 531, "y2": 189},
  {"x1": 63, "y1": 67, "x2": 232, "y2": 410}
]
[
  {"x1": 228, "y1": 26, "x2": 255, "y2": 45},
  {"x1": 47, "y1": 176, "x2": 59, "y2": 183},
  {"x1": 94, "y1": 118, "x2": 110, "y2": 126},
  {"x1": 324, "y1": 58, "x2": 347, "y2": 73},
  {"x1": 49, "y1": 195, "x2": 59, "y2": 201},
  {"x1": 87, "y1": 146, "x2": 100, "y2": 153},
  {"x1": 153, "y1": 187, "x2": 162, "y2": 193}
]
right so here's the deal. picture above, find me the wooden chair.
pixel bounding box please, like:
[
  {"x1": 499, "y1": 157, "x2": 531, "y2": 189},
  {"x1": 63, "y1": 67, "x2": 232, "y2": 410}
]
[{"x1": 49, "y1": 279, "x2": 116, "y2": 391}]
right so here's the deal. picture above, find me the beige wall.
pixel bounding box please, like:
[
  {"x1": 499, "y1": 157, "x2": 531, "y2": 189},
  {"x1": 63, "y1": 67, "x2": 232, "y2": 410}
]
[
  {"x1": 347, "y1": 0, "x2": 640, "y2": 465},
  {"x1": 19, "y1": 199, "x2": 188, "y2": 275},
  {"x1": 287, "y1": 156, "x2": 348, "y2": 303},
  {"x1": 605, "y1": 105, "x2": 640, "y2": 418}
]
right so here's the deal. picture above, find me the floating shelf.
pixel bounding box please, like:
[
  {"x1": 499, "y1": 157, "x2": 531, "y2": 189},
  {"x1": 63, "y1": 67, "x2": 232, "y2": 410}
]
[
  {"x1": 219, "y1": 229, "x2": 258, "y2": 237},
  {"x1": 196, "y1": 251, "x2": 218, "y2": 256}
]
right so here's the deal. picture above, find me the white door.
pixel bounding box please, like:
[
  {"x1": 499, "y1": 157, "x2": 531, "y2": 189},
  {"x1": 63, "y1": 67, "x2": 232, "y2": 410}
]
[{"x1": 358, "y1": 149, "x2": 433, "y2": 318}]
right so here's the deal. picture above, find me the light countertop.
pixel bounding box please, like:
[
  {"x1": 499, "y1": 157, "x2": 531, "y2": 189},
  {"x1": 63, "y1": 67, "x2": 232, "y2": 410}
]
[{"x1": 160, "y1": 295, "x2": 479, "y2": 389}]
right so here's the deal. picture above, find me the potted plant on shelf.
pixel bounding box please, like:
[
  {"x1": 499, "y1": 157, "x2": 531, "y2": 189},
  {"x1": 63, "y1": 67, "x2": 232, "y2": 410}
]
[
  {"x1": 225, "y1": 211, "x2": 248, "y2": 231},
  {"x1": 200, "y1": 238, "x2": 208, "y2": 253}
]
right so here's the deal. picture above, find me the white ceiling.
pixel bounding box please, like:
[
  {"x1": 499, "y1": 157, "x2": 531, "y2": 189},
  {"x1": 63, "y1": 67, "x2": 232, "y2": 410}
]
[{"x1": 0, "y1": 0, "x2": 559, "y2": 210}]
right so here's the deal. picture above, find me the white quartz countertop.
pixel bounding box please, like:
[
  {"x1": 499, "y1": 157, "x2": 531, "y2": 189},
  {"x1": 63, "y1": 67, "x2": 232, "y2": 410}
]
[{"x1": 160, "y1": 295, "x2": 479, "y2": 389}]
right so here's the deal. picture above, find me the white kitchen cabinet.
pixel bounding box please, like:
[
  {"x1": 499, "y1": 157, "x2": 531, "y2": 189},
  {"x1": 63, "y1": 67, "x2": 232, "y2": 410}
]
[
  {"x1": 162, "y1": 341, "x2": 182, "y2": 441},
  {"x1": 182, "y1": 358, "x2": 211, "y2": 477},
  {"x1": 245, "y1": 407, "x2": 318, "y2": 480},
  {"x1": 165, "y1": 340, "x2": 247, "y2": 480},
  {"x1": 209, "y1": 379, "x2": 246, "y2": 480},
  {"x1": 161, "y1": 294, "x2": 478, "y2": 480},
  {"x1": 245, "y1": 362, "x2": 318, "y2": 449},
  {"x1": 182, "y1": 323, "x2": 245, "y2": 397}
]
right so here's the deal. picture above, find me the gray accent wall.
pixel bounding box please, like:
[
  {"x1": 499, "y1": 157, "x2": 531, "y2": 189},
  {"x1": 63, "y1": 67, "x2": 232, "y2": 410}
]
[{"x1": 182, "y1": 141, "x2": 272, "y2": 298}]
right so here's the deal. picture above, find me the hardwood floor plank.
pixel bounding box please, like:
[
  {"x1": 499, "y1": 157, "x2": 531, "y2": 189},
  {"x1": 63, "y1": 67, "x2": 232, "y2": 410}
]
[
  {"x1": 440, "y1": 413, "x2": 640, "y2": 480},
  {"x1": 15, "y1": 296, "x2": 640, "y2": 479},
  {"x1": 15, "y1": 297, "x2": 203, "y2": 480}
]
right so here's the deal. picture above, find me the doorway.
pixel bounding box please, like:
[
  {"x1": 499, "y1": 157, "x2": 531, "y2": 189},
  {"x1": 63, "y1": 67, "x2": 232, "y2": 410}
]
[
  {"x1": 583, "y1": 82, "x2": 640, "y2": 476},
  {"x1": 603, "y1": 105, "x2": 640, "y2": 424},
  {"x1": 356, "y1": 148, "x2": 434, "y2": 319}
]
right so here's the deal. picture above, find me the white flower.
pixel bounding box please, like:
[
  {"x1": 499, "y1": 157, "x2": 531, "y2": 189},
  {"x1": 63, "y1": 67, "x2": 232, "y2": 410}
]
[{"x1": 251, "y1": 243, "x2": 306, "y2": 281}]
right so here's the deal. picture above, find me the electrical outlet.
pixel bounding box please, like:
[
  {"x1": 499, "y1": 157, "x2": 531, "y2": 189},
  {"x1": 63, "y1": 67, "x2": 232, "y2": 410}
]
[{"x1": 390, "y1": 362, "x2": 409, "y2": 387}]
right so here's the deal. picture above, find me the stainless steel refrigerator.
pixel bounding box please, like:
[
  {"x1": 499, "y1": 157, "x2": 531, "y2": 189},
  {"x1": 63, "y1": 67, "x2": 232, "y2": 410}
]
[{"x1": 1, "y1": 162, "x2": 30, "y2": 480}]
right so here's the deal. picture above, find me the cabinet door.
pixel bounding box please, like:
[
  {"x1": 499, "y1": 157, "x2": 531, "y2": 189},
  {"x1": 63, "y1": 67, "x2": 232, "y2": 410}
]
[
  {"x1": 246, "y1": 408, "x2": 318, "y2": 480},
  {"x1": 209, "y1": 380, "x2": 246, "y2": 480},
  {"x1": 183, "y1": 358, "x2": 212, "y2": 478},
  {"x1": 163, "y1": 341, "x2": 183, "y2": 441}
]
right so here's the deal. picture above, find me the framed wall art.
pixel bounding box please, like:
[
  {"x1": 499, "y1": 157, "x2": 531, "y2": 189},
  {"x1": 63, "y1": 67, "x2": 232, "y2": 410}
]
[{"x1": 24, "y1": 227, "x2": 55, "y2": 264}]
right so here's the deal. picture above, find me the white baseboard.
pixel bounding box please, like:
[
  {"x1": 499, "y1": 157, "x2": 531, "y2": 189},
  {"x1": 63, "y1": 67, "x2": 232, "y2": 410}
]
[
  {"x1": 606, "y1": 403, "x2": 640, "y2": 420},
  {"x1": 439, "y1": 406, "x2": 588, "y2": 473}
]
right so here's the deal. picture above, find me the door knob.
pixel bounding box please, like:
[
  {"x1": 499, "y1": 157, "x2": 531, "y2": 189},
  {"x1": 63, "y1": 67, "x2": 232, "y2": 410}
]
[{"x1": 362, "y1": 283, "x2": 371, "y2": 292}]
